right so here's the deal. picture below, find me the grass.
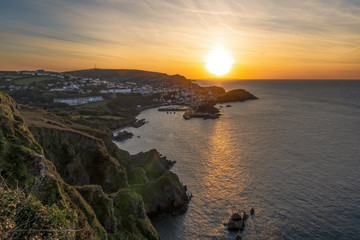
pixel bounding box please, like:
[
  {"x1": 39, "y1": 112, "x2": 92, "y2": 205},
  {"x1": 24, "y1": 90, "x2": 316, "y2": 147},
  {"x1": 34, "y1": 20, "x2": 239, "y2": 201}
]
[
  {"x1": 19, "y1": 105, "x2": 106, "y2": 138},
  {"x1": 76, "y1": 101, "x2": 109, "y2": 110},
  {"x1": 72, "y1": 115, "x2": 124, "y2": 120},
  {"x1": 14, "y1": 76, "x2": 58, "y2": 85},
  {"x1": 1, "y1": 75, "x2": 23, "y2": 79}
]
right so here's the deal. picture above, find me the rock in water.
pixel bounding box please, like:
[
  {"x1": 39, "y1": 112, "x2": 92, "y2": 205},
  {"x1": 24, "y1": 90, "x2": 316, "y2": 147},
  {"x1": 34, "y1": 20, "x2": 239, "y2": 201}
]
[
  {"x1": 226, "y1": 219, "x2": 245, "y2": 231},
  {"x1": 231, "y1": 213, "x2": 242, "y2": 221},
  {"x1": 250, "y1": 207, "x2": 255, "y2": 215},
  {"x1": 225, "y1": 212, "x2": 245, "y2": 231},
  {"x1": 132, "y1": 118, "x2": 147, "y2": 128},
  {"x1": 235, "y1": 235, "x2": 242, "y2": 240},
  {"x1": 113, "y1": 130, "x2": 133, "y2": 141},
  {"x1": 241, "y1": 211, "x2": 249, "y2": 220}
]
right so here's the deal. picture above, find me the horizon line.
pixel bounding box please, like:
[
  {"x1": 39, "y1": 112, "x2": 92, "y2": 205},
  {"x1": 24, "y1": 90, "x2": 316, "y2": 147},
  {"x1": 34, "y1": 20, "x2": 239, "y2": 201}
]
[{"x1": 1, "y1": 68, "x2": 359, "y2": 81}]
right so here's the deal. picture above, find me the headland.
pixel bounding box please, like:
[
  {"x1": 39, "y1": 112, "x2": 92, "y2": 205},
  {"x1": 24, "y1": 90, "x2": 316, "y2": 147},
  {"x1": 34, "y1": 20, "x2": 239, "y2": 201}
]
[{"x1": 0, "y1": 69, "x2": 256, "y2": 239}]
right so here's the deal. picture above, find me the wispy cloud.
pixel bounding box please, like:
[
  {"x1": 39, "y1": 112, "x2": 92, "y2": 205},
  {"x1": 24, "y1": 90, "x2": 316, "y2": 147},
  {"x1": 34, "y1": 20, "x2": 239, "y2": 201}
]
[{"x1": 0, "y1": 0, "x2": 359, "y2": 78}]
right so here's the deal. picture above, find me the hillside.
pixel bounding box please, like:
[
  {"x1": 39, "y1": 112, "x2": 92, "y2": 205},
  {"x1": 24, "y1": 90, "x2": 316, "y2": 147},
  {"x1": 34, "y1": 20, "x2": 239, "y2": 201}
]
[
  {"x1": 1, "y1": 92, "x2": 190, "y2": 239},
  {"x1": 64, "y1": 68, "x2": 195, "y2": 86},
  {"x1": 0, "y1": 92, "x2": 108, "y2": 239}
]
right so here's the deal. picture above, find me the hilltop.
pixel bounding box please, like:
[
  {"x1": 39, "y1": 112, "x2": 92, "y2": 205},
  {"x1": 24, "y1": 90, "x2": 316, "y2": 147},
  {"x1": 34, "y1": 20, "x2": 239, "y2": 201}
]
[{"x1": 64, "y1": 68, "x2": 195, "y2": 86}]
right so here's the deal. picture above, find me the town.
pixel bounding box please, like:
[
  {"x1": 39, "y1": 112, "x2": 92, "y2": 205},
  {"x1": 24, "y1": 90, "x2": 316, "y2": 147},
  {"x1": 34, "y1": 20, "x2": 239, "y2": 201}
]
[{"x1": 0, "y1": 69, "x2": 219, "y2": 107}]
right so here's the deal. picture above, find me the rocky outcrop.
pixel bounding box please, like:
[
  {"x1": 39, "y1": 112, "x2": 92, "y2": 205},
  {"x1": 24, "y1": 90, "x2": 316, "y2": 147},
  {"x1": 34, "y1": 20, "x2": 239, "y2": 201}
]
[
  {"x1": 110, "y1": 188, "x2": 159, "y2": 240},
  {"x1": 224, "y1": 212, "x2": 246, "y2": 231},
  {"x1": 217, "y1": 89, "x2": 258, "y2": 103},
  {"x1": 224, "y1": 210, "x2": 251, "y2": 233},
  {"x1": 113, "y1": 130, "x2": 133, "y2": 141},
  {"x1": 75, "y1": 185, "x2": 118, "y2": 233},
  {"x1": 135, "y1": 171, "x2": 191, "y2": 220},
  {"x1": 29, "y1": 127, "x2": 128, "y2": 193},
  {"x1": 131, "y1": 118, "x2": 147, "y2": 128},
  {"x1": 184, "y1": 89, "x2": 257, "y2": 120},
  {"x1": 183, "y1": 102, "x2": 220, "y2": 120},
  {"x1": 129, "y1": 150, "x2": 191, "y2": 220}
]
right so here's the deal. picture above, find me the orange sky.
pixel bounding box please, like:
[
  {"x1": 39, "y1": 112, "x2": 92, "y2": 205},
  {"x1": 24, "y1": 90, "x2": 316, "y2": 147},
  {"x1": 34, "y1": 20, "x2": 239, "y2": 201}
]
[{"x1": 1, "y1": 1, "x2": 360, "y2": 79}]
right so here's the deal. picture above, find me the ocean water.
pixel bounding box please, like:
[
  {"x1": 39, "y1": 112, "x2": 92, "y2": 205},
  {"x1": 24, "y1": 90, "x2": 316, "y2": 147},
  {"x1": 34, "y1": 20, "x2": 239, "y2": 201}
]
[{"x1": 116, "y1": 80, "x2": 360, "y2": 240}]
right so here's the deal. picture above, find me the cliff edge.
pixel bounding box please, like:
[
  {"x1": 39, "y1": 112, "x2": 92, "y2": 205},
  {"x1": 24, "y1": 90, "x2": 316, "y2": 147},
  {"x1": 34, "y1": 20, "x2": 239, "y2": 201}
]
[{"x1": 1, "y1": 91, "x2": 190, "y2": 239}]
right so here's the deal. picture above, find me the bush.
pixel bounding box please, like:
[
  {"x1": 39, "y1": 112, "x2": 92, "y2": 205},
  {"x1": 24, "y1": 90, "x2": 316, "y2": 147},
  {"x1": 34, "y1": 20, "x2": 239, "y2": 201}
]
[{"x1": 0, "y1": 178, "x2": 78, "y2": 240}]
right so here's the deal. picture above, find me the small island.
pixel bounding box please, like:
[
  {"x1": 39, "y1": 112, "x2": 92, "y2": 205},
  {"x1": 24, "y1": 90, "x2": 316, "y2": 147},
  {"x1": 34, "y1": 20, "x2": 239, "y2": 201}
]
[{"x1": 183, "y1": 89, "x2": 257, "y2": 120}]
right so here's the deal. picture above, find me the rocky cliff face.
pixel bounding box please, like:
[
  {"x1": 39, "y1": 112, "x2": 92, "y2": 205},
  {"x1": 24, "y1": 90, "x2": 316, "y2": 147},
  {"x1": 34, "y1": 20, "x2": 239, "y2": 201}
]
[
  {"x1": 1, "y1": 92, "x2": 191, "y2": 239},
  {"x1": 130, "y1": 150, "x2": 191, "y2": 219},
  {"x1": 1, "y1": 92, "x2": 108, "y2": 239}
]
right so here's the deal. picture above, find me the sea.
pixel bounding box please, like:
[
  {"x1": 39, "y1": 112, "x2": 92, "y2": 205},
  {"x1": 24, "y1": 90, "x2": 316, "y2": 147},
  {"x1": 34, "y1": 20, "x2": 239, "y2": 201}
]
[{"x1": 116, "y1": 80, "x2": 360, "y2": 240}]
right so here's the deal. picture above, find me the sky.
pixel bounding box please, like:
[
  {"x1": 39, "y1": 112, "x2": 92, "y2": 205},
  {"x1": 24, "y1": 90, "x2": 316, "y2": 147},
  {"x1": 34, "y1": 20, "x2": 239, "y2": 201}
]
[{"x1": 0, "y1": 0, "x2": 360, "y2": 79}]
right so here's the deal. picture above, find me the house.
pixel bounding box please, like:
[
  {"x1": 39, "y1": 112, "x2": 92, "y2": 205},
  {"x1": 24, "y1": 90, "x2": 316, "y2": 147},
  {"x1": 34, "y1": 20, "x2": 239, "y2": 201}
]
[
  {"x1": 100, "y1": 89, "x2": 131, "y2": 94},
  {"x1": 20, "y1": 71, "x2": 35, "y2": 76},
  {"x1": 53, "y1": 96, "x2": 103, "y2": 106}
]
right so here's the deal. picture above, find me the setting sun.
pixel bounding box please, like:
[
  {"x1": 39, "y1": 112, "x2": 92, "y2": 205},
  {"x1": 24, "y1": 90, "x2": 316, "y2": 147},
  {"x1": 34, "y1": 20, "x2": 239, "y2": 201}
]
[{"x1": 205, "y1": 47, "x2": 234, "y2": 76}]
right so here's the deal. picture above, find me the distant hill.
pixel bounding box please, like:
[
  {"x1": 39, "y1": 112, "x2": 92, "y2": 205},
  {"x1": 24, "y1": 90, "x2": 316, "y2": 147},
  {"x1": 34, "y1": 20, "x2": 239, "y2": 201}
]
[{"x1": 64, "y1": 68, "x2": 195, "y2": 87}]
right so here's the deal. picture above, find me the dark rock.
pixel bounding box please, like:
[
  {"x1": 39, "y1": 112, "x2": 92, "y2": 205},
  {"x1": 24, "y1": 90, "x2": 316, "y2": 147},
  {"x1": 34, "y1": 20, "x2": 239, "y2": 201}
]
[
  {"x1": 241, "y1": 211, "x2": 249, "y2": 220},
  {"x1": 113, "y1": 130, "x2": 133, "y2": 141},
  {"x1": 231, "y1": 213, "x2": 242, "y2": 221},
  {"x1": 131, "y1": 118, "x2": 147, "y2": 128},
  {"x1": 235, "y1": 235, "x2": 242, "y2": 240},
  {"x1": 226, "y1": 104, "x2": 232, "y2": 107},
  {"x1": 161, "y1": 156, "x2": 176, "y2": 168},
  {"x1": 217, "y1": 89, "x2": 258, "y2": 103},
  {"x1": 226, "y1": 219, "x2": 245, "y2": 231},
  {"x1": 250, "y1": 207, "x2": 255, "y2": 215},
  {"x1": 183, "y1": 101, "x2": 220, "y2": 120},
  {"x1": 225, "y1": 211, "x2": 249, "y2": 232}
]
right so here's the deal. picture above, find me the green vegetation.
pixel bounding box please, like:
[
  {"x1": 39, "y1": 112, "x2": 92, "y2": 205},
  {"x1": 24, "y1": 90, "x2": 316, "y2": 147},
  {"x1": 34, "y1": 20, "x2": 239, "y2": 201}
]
[
  {"x1": 1, "y1": 91, "x2": 191, "y2": 239},
  {"x1": 72, "y1": 115, "x2": 124, "y2": 120},
  {"x1": 0, "y1": 92, "x2": 108, "y2": 239},
  {"x1": 65, "y1": 68, "x2": 193, "y2": 86},
  {"x1": 14, "y1": 76, "x2": 58, "y2": 85},
  {"x1": 1, "y1": 74, "x2": 23, "y2": 79},
  {"x1": 0, "y1": 93, "x2": 43, "y2": 188},
  {"x1": 0, "y1": 179, "x2": 77, "y2": 240}
]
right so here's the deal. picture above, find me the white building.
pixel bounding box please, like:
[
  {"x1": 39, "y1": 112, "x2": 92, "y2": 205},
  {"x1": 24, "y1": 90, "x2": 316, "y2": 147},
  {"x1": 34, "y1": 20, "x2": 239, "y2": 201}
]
[
  {"x1": 100, "y1": 89, "x2": 132, "y2": 94},
  {"x1": 53, "y1": 96, "x2": 103, "y2": 106}
]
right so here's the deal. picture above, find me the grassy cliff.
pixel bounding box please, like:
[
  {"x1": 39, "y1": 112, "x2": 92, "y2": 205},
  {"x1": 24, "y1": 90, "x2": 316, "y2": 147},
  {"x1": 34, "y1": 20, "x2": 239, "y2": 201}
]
[
  {"x1": 0, "y1": 92, "x2": 107, "y2": 239},
  {"x1": 0, "y1": 92, "x2": 190, "y2": 239}
]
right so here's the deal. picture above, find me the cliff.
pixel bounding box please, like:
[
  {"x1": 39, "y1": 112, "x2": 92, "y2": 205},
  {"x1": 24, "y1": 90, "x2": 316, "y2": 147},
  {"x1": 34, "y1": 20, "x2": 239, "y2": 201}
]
[
  {"x1": 0, "y1": 92, "x2": 107, "y2": 239},
  {"x1": 1, "y1": 92, "x2": 190, "y2": 239}
]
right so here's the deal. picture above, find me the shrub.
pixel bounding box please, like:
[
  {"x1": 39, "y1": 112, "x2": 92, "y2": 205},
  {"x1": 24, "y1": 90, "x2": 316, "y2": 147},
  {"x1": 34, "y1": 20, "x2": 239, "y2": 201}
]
[{"x1": 0, "y1": 178, "x2": 78, "y2": 240}]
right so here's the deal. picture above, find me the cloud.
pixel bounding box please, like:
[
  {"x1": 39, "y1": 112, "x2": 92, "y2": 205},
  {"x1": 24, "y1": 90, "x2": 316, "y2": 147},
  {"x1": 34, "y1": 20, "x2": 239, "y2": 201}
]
[{"x1": 0, "y1": 0, "x2": 359, "y2": 78}]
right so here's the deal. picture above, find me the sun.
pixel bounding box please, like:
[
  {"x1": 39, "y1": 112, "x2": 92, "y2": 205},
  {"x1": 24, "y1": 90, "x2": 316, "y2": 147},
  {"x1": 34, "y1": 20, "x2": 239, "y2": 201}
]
[{"x1": 205, "y1": 47, "x2": 234, "y2": 76}]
